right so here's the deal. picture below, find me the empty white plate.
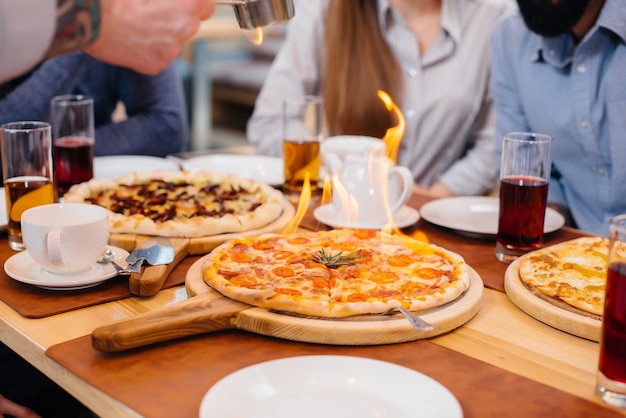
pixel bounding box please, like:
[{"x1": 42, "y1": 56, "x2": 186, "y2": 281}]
[
  {"x1": 94, "y1": 156, "x2": 180, "y2": 179},
  {"x1": 182, "y1": 154, "x2": 284, "y2": 186},
  {"x1": 199, "y1": 355, "x2": 462, "y2": 418},
  {"x1": 419, "y1": 196, "x2": 565, "y2": 238}
]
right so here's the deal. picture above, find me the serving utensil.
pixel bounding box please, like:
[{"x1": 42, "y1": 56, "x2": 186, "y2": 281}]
[
  {"x1": 392, "y1": 306, "x2": 435, "y2": 332},
  {"x1": 97, "y1": 249, "x2": 132, "y2": 275},
  {"x1": 126, "y1": 237, "x2": 187, "y2": 297}
]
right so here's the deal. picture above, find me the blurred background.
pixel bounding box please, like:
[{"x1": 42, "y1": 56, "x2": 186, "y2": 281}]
[{"x1": 176, "y1": 5, "x2": 286, "y2": 152}]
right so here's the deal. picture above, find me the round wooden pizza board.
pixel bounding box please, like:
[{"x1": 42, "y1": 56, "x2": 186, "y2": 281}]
[
  {"x1": 91, "y1": 255, "x2": 484, "y2": 352},
  {"x1": 182, "y1": 256, "x2": 484, "y2": 346},
  {"x1": 504, "y1": 257, "x2": 601, "y2": 342}
]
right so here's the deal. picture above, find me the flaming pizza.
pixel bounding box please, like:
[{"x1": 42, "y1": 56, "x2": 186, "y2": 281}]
[
  {"x1": 202, "y1": 229, "x2": 471, "y2": 318},
  {"x1": 63, "y1": 170, "x2": 286, "y2": 237}
]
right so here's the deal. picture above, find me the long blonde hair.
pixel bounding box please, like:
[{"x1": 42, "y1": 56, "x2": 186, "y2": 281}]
[{"x1": 323, "y1": 0, "x2": 403, "y2": 138}]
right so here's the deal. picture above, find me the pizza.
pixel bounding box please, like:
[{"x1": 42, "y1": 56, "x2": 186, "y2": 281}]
[
  {"x1": 518, "y1": 236, "x2": 608, "y2": 316},
  {"x1": 63, "y1": 170, "x2": 286, "y2": 237},
  {"x1": 202, "y1": 229, "x2": 471, "y2": 318}
]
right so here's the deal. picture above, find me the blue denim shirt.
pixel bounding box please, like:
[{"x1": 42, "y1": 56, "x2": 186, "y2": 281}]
[{"x1": 490, "y1": 0, "x2": 626, "y2": 236}]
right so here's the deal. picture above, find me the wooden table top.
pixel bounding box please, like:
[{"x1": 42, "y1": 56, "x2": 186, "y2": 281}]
[{"x1": 0, "y1": 193, "x2": 623, "y2": 417}]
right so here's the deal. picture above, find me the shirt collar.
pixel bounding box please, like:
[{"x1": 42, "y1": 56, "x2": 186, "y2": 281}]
[
  {"x1": 532, "y1": 0, "x2": 626, "y2": 67},
  {"x1": 377, "y1": 0, "x2": 461, "y2": 44}
]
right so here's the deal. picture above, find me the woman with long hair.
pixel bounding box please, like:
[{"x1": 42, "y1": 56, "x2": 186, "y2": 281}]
[{"x1": 248, "y1": 0, "x2": 514, "y2": 197}]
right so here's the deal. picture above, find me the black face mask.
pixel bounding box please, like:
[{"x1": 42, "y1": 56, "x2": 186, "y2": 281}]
[{"x1": 516, "y1": 0, "x2": 591, "y2": 37}]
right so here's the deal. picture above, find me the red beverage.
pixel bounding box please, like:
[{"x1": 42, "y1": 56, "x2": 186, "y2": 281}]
[
  {"x1": 54, "y1": 136, "x2": 94, "y2": 196},
  {"x1": 599, "y1": 261, "x2": 626, "y2": 384},
  {"x1": 497, "y1": 175, "x2": 548, "y2": 250}
]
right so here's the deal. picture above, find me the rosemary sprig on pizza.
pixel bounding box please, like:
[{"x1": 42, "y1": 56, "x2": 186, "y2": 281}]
[
  {"x1": 63, "y1": 170, "x2": 286, "y2": 237},
  {"x1": 201, "y1": 229, "x2": 471, "y2": 318}
]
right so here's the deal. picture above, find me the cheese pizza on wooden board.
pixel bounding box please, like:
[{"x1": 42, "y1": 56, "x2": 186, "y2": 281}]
[
  {"x1": 63, "y1": 170, "x2": 286, "y2": 237},
  {"x1": 505, "y1": 236, "x2": 608, "y2": 341}
]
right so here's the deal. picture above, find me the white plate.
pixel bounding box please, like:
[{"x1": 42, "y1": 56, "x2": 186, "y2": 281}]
[
  {"x1": 4, "y1": 245, "x2": 129, "y2": 290},
  {"x1": 181, "y1": 154, "x2": 284, "y2": 186},
  {"x1": 313, "y1": 204, "x2": 420, "y2": 230},
  {"x1": 94, "y1": 156, "x2": 180, "y2": 179},
  {"x1": 419, "y1": 196, "x2": 565, "y2": 237},
  {"x1": 199, "y1": 355, "x2": 462, "y2": 418},
  {"x1": 0, "y1": 187, "x2": 6, "y2": 231}
]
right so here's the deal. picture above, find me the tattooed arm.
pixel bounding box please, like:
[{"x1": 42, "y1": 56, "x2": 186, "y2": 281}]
[{"x1": 0, "y1": 0, "x2": 215, "y2": 83}]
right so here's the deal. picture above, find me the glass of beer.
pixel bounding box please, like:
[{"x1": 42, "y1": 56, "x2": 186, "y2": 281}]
[
  {"x1": 282, "y1": 96, "x2": 324, "y2": 193},
  {"x1": 596, "y1": 214, "x2": 626, "y2": 409},
  {"x1": 50, "y1": 94, "x2": 95, "y2": 197},
  {"x1": 495, "y1": 132, "x2": 552, "y2": 263},
  {"x1": 0, "y1": 121, "x2": 55, "y2": 251}
]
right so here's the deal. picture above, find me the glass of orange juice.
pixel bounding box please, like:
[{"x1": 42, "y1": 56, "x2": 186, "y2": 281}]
[{"x1": 0, "y1": 122, "x2": 54, "y2": 251}]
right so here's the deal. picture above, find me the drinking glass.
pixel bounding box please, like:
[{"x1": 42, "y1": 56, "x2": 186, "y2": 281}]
[
  {"x1": 0, "y1": 121, "x2": 55, "y2": 251},
  {"x1": 495, "y1": 132, "x2": 552, "y2": 263},
  {"x1": 596, "y1": 214, "x2": 626, "y2": 408},
  {"x1": 282, "y1": 95, "x2": 324, "y2": 193},
  {"x1": 50, "y1": 94, "x2": 95, "y2": 197}
]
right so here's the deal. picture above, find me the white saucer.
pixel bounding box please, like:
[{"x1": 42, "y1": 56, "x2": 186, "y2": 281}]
[
  {"x1": 4, "y1": 245, "x2": 130, "y2": 290},
  {"x1": 313, "y1": 204, "x2": 420, "y2": 230},
  {"x1": 199, "y1": 355, "x2": 462, "y2": 418}
]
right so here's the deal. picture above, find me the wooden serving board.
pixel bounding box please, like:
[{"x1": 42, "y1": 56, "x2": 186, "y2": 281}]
[
  {"x1": 91, "y1": 255, "x2": 483, "y2": 352},
  {"x1": 108, "y1": 197, "x2": 296, "y2": 255},
  {"x1": 504, "y1": 257, "x2": 601, "y2": 342}
]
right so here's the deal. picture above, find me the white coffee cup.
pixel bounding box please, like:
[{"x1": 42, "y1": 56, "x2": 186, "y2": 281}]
[
  {"x1": 321, "y1": 135, "x2": 387, "y2": 176},
  {"x1": 21, "y1": 203, "x2": 109, "y2": 275},
  {"x1": 332, "y1": 154, "x2": 413, "y2": 225}
]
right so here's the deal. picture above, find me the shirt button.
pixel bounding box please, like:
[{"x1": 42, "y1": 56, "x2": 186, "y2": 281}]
[
  {"x1": 577, "y1": 64, "x2": 587, "y2": 73},
  {"x1": 598, "y1": 168, "x2": 606, "y2": 175},
  {"x1": 407, "y1": 69, "x2": 418, "y2": 78},
  {"x1": 580, "y1": 120, "x2": 589, "y2": 128},
  {"x1": 405, "y1": 109, "x2": 416, "y2": 118}
]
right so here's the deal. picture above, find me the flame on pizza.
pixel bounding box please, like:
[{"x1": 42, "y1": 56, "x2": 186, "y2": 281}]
[{"x1": 378, "y1": 90, "x2": 405, "y2": 164}]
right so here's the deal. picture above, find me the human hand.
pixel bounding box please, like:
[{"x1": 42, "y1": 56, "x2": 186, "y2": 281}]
[
  {"x1": 0, "y1": 394, "x2": 41, "y2": 418},
  {"x1": 412, "y1": 182, "x2": 454, "y2": 198},
  {"x1": 84, "y1": 0, "x2": 216, "y2": 75}
]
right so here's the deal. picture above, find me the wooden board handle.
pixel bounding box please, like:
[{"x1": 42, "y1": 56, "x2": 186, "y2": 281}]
[
  {"x1": 91, "y1": 295, "x2": 250, "y2": 352},
  {"x1": 129, "y1": 238, "x2": 191, "y2": 297}
]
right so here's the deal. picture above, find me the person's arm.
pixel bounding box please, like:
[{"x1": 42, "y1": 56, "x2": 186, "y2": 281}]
[
  {"x1": 93, "y1": 62, "x2": 188, "y2": 157},
  {"x1": 0, "y1": 54, "x2": 91, "y2": 124},
  {"x1": 0, "y1": 394, "x2": 41, "y2": 418},
  {"x1": 247, "y1": 0, "x2": 326, "y2": 157},
  {"x1": 0, "y1": 0, "x2": 215, "y2": 83},
  {"x1": 436, "y1": 90, "x2": 500, "y2": 196}
]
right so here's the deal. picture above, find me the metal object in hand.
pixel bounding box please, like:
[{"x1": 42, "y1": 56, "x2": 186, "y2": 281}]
[{"x1": 215, "y1": 0, "x2": 295, "y2": 30}]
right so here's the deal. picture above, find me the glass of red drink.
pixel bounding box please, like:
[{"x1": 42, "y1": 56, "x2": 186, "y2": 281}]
[
  {"x1": 50, "y1": 95, "x2": 95, "y2": 198},
  {"x1": 597, "y1": 214, "x2": 626, "y2": 408},
  {"x1": 495, "y1": 132, "x2": 552, "y2": 263}
]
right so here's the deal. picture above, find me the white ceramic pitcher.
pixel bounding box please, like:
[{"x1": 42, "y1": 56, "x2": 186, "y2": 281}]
[{"x1": 332, "y1": 154, "x2": 413, "y2": 225}]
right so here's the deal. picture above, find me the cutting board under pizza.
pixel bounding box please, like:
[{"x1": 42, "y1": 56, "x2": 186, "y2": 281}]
[
  {"x1": 504, "y1": 257, "x2": 602, "y2": 342},
  {"x1": 91, "y1": 256, "x2": 484, "y2": 352}
]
